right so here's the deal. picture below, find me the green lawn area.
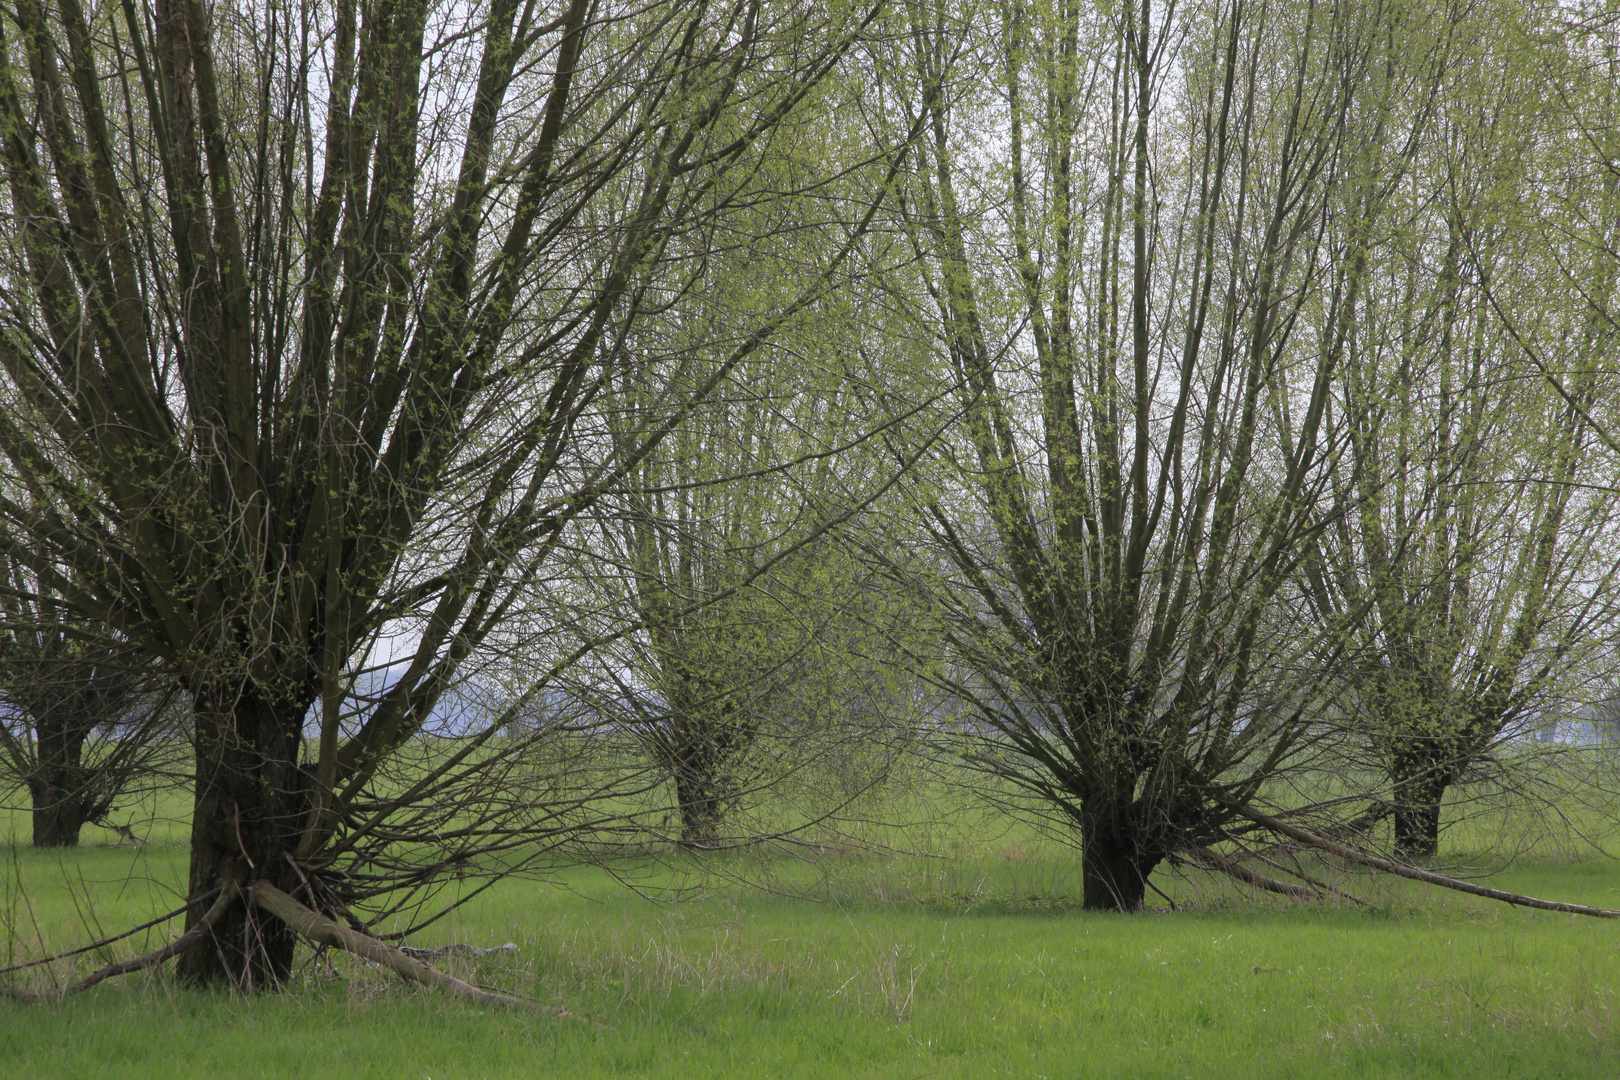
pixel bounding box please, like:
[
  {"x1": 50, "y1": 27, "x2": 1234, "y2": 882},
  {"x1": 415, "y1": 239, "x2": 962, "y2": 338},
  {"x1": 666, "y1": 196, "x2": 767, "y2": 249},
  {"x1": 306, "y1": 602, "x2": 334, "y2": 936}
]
[{"x1": 3, "y1": 785, "x2": 1619, "y2": 1080}]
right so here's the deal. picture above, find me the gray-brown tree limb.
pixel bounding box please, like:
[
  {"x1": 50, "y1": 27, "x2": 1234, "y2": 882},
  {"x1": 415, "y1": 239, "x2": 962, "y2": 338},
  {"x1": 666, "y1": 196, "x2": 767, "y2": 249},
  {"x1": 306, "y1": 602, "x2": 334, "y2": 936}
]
[
  {"x1": 1229, "y1": 802, "x2": 1620, "y2": 919},
  {"x1": 2, "y1": 883, "x2": 237, "y2": 1001},
  {"x1": 247, "y1": 882, "x2": 536, "y2": 1010}
]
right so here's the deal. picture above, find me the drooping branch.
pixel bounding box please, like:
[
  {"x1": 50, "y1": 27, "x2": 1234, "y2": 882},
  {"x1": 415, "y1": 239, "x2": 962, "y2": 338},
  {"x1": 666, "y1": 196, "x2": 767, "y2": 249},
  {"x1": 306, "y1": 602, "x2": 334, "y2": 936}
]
[
  {"x1": 0, "y1": 888, "x2": 215, "y2": 978},
  {"x1": 2, "y1": 882, "x2": 237, "y2": 1001},
  {"x1": 1180, "y1": 844, "x2": 1326, "y2": 902},
  {"x1": 1229, "y1": 801, "x2": 1620, "y2": 919}
]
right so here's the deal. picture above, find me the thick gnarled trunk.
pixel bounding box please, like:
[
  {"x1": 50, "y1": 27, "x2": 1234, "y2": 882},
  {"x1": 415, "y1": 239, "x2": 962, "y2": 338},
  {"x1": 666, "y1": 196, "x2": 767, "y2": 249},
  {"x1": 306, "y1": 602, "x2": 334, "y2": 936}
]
[
  {"x1": 1080, "y1": 806, "x2": 1161, "y2": 911},
  {"x1": 29, "y1": 782, "x2": 87, "y2": 848},
  {"x1": 175, "y1": 684, "x2": 312, "y2": 988},
  {"x1": 674, "y1": 770, "x2": 726, "y2": 848},
  {"x1": 28, "y1": 721, "x2": 99, "y2": 848},
  {"x1": 662, "y1": 691, "x2": 749, "y2": 849},
  {"x1": 1390, "y1": 751, "x2": 1452, "y2": 859}
]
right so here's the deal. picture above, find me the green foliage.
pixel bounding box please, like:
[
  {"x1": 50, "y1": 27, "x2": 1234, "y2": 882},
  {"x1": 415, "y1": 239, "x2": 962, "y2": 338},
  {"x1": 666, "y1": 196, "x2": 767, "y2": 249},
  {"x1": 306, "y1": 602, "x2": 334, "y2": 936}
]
[{"x1": 0, "y1": 0, "x2": 1618, "y2": 1008}]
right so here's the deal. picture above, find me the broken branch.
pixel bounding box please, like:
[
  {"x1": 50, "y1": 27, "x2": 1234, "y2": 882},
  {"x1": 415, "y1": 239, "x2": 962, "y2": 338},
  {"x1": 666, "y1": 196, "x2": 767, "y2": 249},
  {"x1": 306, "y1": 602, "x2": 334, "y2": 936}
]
[
  {"x1": 3, "y1": 883, "x2": 239, "y2": 1001},
  {"x1": 247, "y1": 881, "x2": 538, "y2": 1010}
]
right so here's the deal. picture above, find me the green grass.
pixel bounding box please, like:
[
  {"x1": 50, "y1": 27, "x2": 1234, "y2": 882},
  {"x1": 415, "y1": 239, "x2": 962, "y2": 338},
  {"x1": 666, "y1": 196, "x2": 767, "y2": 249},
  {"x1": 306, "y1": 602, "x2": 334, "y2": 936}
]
[
  {"x1": 4, "y1": 772, "x2": 1620, "y2": 1078},
  {"x1": 3, "y1": 839, "x2": 1619, "y2": 1076}
]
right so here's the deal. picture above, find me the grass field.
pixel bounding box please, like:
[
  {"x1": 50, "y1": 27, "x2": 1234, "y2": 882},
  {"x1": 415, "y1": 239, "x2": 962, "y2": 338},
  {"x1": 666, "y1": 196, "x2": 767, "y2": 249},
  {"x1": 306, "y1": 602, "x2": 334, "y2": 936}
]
[{"x1": 3, "y1": 785, "x2": 1620, "y2": 1078}]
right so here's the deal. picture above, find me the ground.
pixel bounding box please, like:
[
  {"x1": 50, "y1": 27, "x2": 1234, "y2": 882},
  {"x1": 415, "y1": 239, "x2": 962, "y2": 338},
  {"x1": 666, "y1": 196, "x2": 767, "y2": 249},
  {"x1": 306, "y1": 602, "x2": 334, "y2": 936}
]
[{"x1": 2, "y1": 792, "x2": 1618, "y2": 1077}]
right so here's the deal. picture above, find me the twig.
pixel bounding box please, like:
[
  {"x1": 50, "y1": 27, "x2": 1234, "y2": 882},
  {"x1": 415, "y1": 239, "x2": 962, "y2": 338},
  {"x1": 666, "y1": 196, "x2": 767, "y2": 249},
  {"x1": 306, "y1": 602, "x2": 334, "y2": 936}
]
[
  {"x1": 100, "y1": 822, "x2": 146, "y2": 846},
  {"x1": 1144, "y1": 874, "x2": 1180, "y2": 911},
  {"x1": 398, "y1": 942, "x2": 519, "y2": 961},
  {"x1": 3, "y1": 883, "x2": 239, "y2": 1001},
  {"x1": 0, "y1": 888, "x2": 220, "y2": 977}
]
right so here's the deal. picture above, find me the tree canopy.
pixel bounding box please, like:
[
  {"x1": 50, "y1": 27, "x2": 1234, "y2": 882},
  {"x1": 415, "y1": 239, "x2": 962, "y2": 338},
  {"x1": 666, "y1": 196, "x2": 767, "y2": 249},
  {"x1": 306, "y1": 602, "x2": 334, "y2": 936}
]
[{"x1": 0, "y1": 0, "x2": 1618, "y2": 996}]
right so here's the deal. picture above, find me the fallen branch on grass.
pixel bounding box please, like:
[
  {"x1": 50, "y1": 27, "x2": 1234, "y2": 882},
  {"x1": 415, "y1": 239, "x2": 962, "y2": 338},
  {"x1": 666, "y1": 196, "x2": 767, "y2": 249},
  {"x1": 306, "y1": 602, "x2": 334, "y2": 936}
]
[
  {"x1": 247, "y1": 881, "x2": 539, "y2": 1010},
  {"x1": 2, "y1": 883, "x2": 239, "y2": 1001},
  {"x1": 398, "y1": 942, "x2": 520, "y2": 962},
  {"x1": 1229, "y1": 801, "x2": 1620, "y2": 919},
  {"x1": 1181, "y1": 845, "x2": 1325, "y2": 901}
]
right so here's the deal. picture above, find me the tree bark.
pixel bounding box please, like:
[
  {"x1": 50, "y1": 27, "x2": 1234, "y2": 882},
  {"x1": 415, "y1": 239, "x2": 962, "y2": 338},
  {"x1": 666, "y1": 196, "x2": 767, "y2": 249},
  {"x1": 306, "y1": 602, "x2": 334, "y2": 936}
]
[
  {"x1": 174, "y1": 683, "x2": 312, "y2": 988},
  {"x1": 674, "y1": 769, "x2": 724, "y2": 848},
  {"x1": 28, "y1": 717, "x2": 96, "y2": 847},
  {"x1": 1390, "y1": 750, "x2": 1451, "y2": 858},
  {"x1": 28, "y1": 782, "x2": 86, "y2": 848},
  {"x1": 664, "y1": 695, "x2": 746, "y2": 849},
  {"x1": 1081, "y1": 814, "x2": 1159, "y2": 911}
]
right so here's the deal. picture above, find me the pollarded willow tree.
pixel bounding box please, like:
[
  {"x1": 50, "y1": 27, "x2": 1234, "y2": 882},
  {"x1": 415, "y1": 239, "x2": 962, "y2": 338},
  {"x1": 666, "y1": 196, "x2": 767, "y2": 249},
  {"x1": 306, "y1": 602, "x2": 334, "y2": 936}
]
[
  {"x1": 0, "y1": 0, "x2": 898, "y2": 988},
  {"x1": 583, "y1": 332, "x2": 927, "y2": 848},
  {"x1": 1301, "y1": 5, "x2": 1620, "y2": 857},
  {"x1": 542, "y1": 81, "x2": 940, "y2": 850},
  {"x1": 872, "y1": 0, "x2": 1469, "y2": 909},
  {"x1": 0, "y1": 557, "x2": 183, "y2": 848}
]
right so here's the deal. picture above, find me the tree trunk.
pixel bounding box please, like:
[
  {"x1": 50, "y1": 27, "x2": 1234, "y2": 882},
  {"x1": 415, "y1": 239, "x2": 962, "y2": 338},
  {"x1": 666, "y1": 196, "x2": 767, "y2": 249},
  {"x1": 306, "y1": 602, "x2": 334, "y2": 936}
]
[
  {"x1": 1081, "y1": 814, "x2": 1159, "y2": 911},
  {"x1": 28, "y1": 781, "x2": 86, "y2": 847},
  {"x1": 174, "y1": 683, "x2": 312, "y2": 989},
  {"x1": 674, "y1": 769, "x2": 724, "y2": 848},
  {"x1": 29, "y1": 717, "x2": 94, "y2": 847},
  {"x1": 1391, "y1": 751, "x2": 1451, "y2": 859},
  {"x1": 667, "y1": 704, "x2": 742, "y2": 849}
]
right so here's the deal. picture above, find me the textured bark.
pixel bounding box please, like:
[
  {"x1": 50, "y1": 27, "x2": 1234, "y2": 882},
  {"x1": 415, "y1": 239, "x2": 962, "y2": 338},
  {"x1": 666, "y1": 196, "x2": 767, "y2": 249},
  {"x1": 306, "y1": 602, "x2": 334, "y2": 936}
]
[
  {"x1": 674, "y1": 769, "x2": 726, "y2": 848},
  {"x1": 174, "y1": 684, "x2": 311, "y2": 988},
  {"x1": 1390, "y1": 751, "x2": 1451, "y2": 858},
  {"x1": 29, "y1": 781, "x2": 87, "y2": 848},
  {"x1": 660, "y1": 668, "x2": 750, "y2": 849},
  {"x1": 27, "y1": 712, "x2": 102, "y2": 847},
  {"x1": 4, "y1": 624, "x2": 139, "y2": 849},
  {"x1": 1080, "y1": 815, "x2": 1160, "y2": 912}
]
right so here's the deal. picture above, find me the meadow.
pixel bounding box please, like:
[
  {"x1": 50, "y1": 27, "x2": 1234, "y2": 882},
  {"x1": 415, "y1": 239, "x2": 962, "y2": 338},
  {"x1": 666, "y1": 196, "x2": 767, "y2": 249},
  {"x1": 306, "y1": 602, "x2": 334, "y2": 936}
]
[{"x1": 3, "y1": 780, "x2": 1620, "y2": 1079}]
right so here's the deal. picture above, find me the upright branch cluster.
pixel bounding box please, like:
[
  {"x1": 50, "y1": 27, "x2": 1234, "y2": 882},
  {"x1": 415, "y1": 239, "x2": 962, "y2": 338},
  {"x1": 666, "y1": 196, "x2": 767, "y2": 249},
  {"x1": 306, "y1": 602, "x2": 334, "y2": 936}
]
[
  {"x1": 873, "y1": 0, "x2": 1620, "y2": 907},
  {"x1": 0, "y1": 0, "x2": 893, "y2": 985}
]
